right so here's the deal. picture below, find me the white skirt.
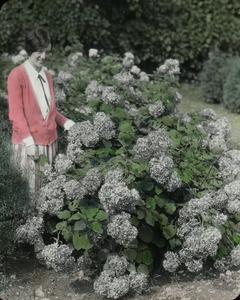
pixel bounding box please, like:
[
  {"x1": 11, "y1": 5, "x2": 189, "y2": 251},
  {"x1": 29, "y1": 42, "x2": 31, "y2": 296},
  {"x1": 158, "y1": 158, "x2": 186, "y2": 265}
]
[{"x1": 13, "y1": 141, "x2": 58, "y2": 193}]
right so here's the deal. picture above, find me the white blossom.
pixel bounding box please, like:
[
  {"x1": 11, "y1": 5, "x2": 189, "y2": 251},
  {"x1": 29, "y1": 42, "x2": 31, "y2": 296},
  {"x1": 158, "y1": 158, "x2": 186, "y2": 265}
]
[
  {"x1": 93, "y1": 112, "x2": 116, "y2": 140},
  {"x1": 102, "y1": 86, "x2": 122, "y2": 105},
  {"x1": 162, "y1": 251, "x2": 180, "y2": 273},
  {"x1": 107, "y1": 213, "x2": 138, "y2": 246},
  {"x1": 89, "y1": 48, "x2": 99, "y2": 58},
  {"x1": 148, "y1": 100, "x2": 165, "y2": 118},
  {"x1": 157, "y1": 59, "x2": 180, "y2": 75},
  {"x1": 85, "y1": 80, "x2": 103, "y2": 102},
  {"x1": 40, "y1": 242, "x2": 75, "y2": 271}
]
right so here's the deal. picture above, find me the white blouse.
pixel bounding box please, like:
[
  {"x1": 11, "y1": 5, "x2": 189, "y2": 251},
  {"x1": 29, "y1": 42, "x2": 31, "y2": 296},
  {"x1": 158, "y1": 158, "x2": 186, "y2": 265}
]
[{"x1": 23, "y1": 59, "x2": 51, "y2": 120}]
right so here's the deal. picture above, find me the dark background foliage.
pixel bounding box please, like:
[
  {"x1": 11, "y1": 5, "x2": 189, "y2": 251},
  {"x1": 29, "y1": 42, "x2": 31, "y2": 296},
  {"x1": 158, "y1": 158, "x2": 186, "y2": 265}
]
[{"x1": 1, "y1": 0, "x2": 240, "y2": 77}]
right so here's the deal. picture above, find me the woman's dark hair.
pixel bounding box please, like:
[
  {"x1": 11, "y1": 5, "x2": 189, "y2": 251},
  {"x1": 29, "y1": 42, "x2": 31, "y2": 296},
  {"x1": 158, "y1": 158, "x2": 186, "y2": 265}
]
[{"x1": 25, "y1": 29, "x2": 51, "y2": 55}]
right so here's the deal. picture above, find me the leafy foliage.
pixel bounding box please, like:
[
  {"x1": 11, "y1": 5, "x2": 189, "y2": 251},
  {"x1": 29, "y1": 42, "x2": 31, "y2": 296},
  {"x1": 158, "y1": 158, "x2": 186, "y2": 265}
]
[
  {"x1": 2, "y1": 0, "x2": 240, "y2": 76},
  {"x1": 199, "y1": 49, "x2": 230, "y2": 103},
  {"x1": 0, "y1": 110, "x2": 30, "y2": 259}
]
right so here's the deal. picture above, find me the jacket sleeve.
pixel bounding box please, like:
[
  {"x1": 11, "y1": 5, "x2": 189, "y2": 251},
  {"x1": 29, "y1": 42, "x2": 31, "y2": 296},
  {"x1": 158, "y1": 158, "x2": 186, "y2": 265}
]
[{"x1": 7, "y1": 68, "x2": 31, "y2": 140}]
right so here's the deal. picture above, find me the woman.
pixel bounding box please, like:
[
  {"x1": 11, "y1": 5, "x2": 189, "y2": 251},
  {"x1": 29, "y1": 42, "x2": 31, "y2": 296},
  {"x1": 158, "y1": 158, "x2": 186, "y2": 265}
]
[{"x1": 7, "y1": 28, "x2": 75, "y2": 192}]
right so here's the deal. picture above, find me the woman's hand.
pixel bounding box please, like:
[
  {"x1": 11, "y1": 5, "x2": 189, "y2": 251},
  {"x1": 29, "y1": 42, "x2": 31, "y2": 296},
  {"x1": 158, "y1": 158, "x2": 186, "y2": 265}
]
[{"x1": 26, "y1": 144, "x2": 39, "y2": 160}]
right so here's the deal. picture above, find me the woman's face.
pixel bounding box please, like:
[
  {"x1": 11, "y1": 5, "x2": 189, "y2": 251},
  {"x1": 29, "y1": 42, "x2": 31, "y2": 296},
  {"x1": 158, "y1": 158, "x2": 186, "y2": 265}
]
[{"x1": 28, "y1": 43, "x2": 52, "y2": 72}]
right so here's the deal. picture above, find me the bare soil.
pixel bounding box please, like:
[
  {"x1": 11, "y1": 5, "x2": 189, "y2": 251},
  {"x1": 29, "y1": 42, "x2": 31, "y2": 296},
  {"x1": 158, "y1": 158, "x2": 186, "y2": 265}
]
[{"x1": 0, "y1": 247, "x2": 240, "y2": 300}]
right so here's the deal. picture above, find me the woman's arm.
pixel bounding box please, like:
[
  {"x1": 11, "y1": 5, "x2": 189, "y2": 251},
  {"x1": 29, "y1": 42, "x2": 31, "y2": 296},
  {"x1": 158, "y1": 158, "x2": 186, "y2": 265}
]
[{"x1": 7, "y1": 68, "x2": 31, "y2": 140}]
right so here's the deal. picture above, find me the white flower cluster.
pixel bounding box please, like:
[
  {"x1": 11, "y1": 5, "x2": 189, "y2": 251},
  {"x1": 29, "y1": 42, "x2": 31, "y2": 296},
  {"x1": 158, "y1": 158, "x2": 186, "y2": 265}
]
[
  {"x1": 156, "y1": 59, "x2": 180, "y2": 76},
  {"x1": 212, "y1": 213, "x2": 228, "y2": 227},
  {"x1": 94, "y1": 254, "x2": 148, "y2": 299},
  {"x1": 56, "y1": 71, "x2": 75, "y2": 86},
  {"x1": 54, "y1": 84, "x2": 66, "y2": 102},
  {"x1": 85, "y1": 80, "x2": 103, "y2": 102},
  {"x1": 178, "y1": 194, "x2": 213, "y2": 223},
  {"x1": 103, "y1": 254, "x2": 129, "y2": 276},
  {"x1": 230, "y1": 245, "x2": 240, "y2": 267},
  {"x1": 148, "y1": 100, "x2": 165, "y2": 118},
  {"x1": 63, "y1": 179, "x2": 86, "y2": 200},
  {"x1": 122, "y1": 52, "x2": 135, "y2": 69},
  {"x1": 89, "y1": 48, "x2": 99, "y2": 58},
  {"x1": 162, "y1": 251, "x2": 180, "y2": 273},
  {"x1": 40, "y1": 242, "x2": 75, "y2": 271},
  {"x1": 102, "y1": 85, "x2": 122, "y2": 105},
  {"x1": 54, "y1": 153, "x2": 73, "y2": 175},
  {"x1": 219, "y1": 149, "x2": 240, "y2": 183},
  {"x1": 93, "y1": 112, "x2": 116, "y2": 140},
  {"x1": 68, "y1": 121, "x2": 99, "y2": 148},
  {"x1": 75, "y1": 105, "x2": 93, "y2": 115},
  {"x1": 132, "y1": 128, "x2": 172, "y2": 161},
  {"x1": 130, "y1": 65, "x2": 150, "y2": 82},
  {"x1": 10, "y1": 49, "x2": 28, "y2": 64},
  {"x1": 149, "y1": 156, "x2": 182, "y2": 192},
  {"x1": 201, "y1": 112, "x2": 231, "y2": 152},
  {"x1": 224, "y1": 180, "x2": 240, "y2": 214},
  {"x1": 67, "y1": 52, "x2": 83, "y2": 67},
  {"x1": 16, "y1": 216, "x2": 44, "y2": 244},
  {"x1": 98, "y1": 178, "x2": 140, "y2": 215},
  {"x1": 104, "y1": 168, "x2": 124, "y2": 183},
  {"x1": 107, "y1": 212, "x2": 138, "y2": 246},
  {"x1": 113, "y1": 71, "x2": 135, "y2": 87},
  {"x1": 81, "y1": 168, "x2": 102, "y2": 195},
  {"x1": 35, "y1": 175, "x2": 66, "y2": 215}
]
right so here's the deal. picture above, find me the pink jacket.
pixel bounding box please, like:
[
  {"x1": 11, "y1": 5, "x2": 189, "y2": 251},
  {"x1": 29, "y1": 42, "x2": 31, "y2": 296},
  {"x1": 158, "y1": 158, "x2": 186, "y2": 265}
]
[{"x1": 7, "y1": 65, "x2": 68, "y2": 145}]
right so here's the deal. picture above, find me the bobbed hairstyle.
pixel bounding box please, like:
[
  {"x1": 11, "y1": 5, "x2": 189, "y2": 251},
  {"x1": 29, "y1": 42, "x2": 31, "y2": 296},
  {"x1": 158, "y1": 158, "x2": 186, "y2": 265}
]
[{"x1": 25, "y1": 28, "x2": 51, "y2": 55}]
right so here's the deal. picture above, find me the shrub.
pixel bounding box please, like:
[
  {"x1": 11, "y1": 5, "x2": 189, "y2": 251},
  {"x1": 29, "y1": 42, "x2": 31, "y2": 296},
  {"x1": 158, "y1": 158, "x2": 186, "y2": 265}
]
[
  {"x1": 222, "y1": 56, "x2": 240, "y2": 113},
  {"x1": 0, "y1": 109, "x2": 30, "y2": 260},
  {"x1": 9, "y1": 50, "x2": 240, "y2": 298},
  {"x1": 199, "y1": 49, "x2": 230, "y2": 103}
]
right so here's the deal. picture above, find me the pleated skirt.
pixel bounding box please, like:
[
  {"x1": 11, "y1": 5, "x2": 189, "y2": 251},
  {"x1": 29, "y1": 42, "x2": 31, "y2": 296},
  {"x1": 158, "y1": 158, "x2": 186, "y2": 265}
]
[{"x1": 13, "y1": 141, "x2": 58, "y2": 193}]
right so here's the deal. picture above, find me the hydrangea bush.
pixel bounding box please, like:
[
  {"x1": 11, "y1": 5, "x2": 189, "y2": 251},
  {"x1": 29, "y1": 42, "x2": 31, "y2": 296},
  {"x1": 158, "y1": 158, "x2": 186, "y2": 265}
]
[{"x1": 13, "y1": 49, "x2": 240, "y2": 298}]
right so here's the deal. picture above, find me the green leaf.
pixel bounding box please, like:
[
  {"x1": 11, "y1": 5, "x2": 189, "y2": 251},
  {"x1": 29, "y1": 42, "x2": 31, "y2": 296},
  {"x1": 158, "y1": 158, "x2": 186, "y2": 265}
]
[
  {"x1": 90, "y1": 221, "x2": 103, "y2": 233},
  {"x1": 81, "y1": 207, "x2": 99, "y2": 219},
  {"x1": 95, "y1": 210, "x2": 108, "y2": 221},
  {"x1": 155, "y1": 196, "x2": 166, "y2": 208},
  {"x1": 69, "y1": 212, "x2": 86, "y2": 221},
  {"x1": 73, "y1": 220, "x2": 87, "y2": 231},
  {"x1": 168, "y1": 129, "x2": 182, "y2": 147},
  {"x1": 159, "y1": 214, "x2": 169, "y2": 226},
  {"x1": 102, "y1": 139, "x2": 112, "y2": 148},
  {"x1": 142, "y1": 249, "x2": 153, "y2": 265},
  {"x1": 164, "y1": 203, "x2": 176, "y2": 215},
  {"x1": 155, "y1": 185, "x2": 163, "y2": 195},
  {"x1": 139, "y1": 226, "x2": 154, "y2": 243},
  {"x1": 38, "y1": 154, "x2": 49, "y2": 166},
  {"x1": 182, "y1": 168, "x2": 193, "y2": 183},
  {"x1": 115, "y1": 147, "x2": 125, "y2": 155},
  {"x1": 233, "y1": 232, "x2": 240, "y2": 244},
  {"x1": 56, "y1": 221, "x2": 67, "y2": 231},
  {"x1": 68, "y1": 200, "x2": 80, "y2": 212},
  {"x1": 131, "y1": 216, "x2": 140, "y2": 226},
  {"x1": 163, "y1": 225, "x2": 177, "y2": 240},
  {"x1": 61, "y1": 226, "x2": 72, "y2": 242},
  {"x1": 114, "y1": 107, "x2": 126, "y2": 119},
  {"x1": 141, "y1": 178, "x2": 154, "y2": 192},
  {"x1": 137, "y1": 264, "x2": 149, "y2": 275},
  {"x1": 98, "y1": 249, "x2": 109, "y2": 261},
  {"x1": 162, "y1": 116, "x2": 174, "y2": 127},
  {"x1": 72, "y1": 232, "x2": 93, "y2": 250},
  {"x1": 123, "y1": 249, "x2": 137, "y2": 262},
  {"x1": 100, "y1": 103, "x2": 113, "y2": 112},
  {"x1": 146, "y1": 197, "x2": 156, "y2": 209},
  {"x1": 58, "y1": 210, "x2": 71, "y2": 220},
  {"x1": 145, "y1": 211, "x2": 155, "y2": 226}
]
